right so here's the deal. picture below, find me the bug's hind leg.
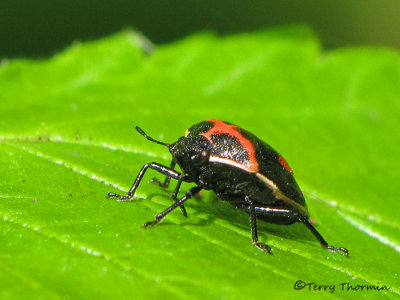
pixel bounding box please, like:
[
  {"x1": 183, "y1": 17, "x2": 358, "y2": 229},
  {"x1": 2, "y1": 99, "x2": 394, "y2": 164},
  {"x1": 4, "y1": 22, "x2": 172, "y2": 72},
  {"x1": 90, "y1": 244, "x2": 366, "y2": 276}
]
[
  {"x1": 244, "y1": 196, "x2": 272, "y2": 254},
  {"x1": 253, "y1": 206, "x2": 348, "y2": 256},
  {"x1": 301, "y1": 217, "x2": 348, "y2": 256}
]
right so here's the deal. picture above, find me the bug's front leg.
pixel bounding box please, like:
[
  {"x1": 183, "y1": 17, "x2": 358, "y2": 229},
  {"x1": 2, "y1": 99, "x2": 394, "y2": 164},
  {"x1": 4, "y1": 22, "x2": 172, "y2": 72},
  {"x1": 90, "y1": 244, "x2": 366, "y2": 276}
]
[
  {"x1": 150, "y1": 159, "x2": 187, "y2": 217},
  {"x1": 171, "y1": 176, "x2": 187, "y2": 217},
  {"x1": 244, "y1": 196, "x2": 272, "y2": 254},
  {"x1": 143, "y1": 185, "x2": 203, "y2": 228},
  {"x1": 107, "y1": 162, "x2": 182, "y2": 201},
  {"x1": 151, "y1": 159, "x2": 176, "y2": 188}
]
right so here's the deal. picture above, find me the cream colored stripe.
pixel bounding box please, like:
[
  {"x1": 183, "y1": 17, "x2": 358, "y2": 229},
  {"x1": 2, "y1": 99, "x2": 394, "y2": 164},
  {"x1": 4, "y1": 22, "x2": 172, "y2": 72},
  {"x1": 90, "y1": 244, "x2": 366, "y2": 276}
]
[
  {"x1": 208, "y1": 156, "x2": 308, "y2": 216},
  {"x1": 255, "y1": 173, "x2": 308, "y2": 217},
  {"x1": 209, "y1": 156, "x2": 255, "y2": 172}
]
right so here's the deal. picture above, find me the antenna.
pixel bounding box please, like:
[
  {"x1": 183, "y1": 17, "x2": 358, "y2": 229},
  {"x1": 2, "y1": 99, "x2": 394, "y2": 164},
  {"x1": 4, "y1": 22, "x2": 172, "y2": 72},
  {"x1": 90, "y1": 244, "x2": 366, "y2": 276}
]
[{"x1": 135, "y1": 126, "x2": 170, "y2": 147}]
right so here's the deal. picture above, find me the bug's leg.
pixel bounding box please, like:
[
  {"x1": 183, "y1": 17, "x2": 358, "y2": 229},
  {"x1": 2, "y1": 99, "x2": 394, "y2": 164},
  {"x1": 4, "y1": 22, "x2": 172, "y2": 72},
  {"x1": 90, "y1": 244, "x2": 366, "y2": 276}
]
[
  {"x1": 300, "y1": 216, "x2": 349, "y2": 256},
  {"x1": 151, "y1": 159, "x2": 176, "y2": 188},
  {"x1": 254, "y1": 207, "x2": 348, "y2": 256},
  {"x1": 107, "y1": 162, "x2": 182, "y2": 201},
  {"x1": 244, "y1": 196, "x2": 272, "y2": 254},
  {"x1": 172, "y1": 176, "x2": 187, "y2": 217},
  {"x1": 143, "y1": 185, "x2": 203, "y2": 228},
  {"x1": 148, "y1": 159, "x2": 187, "y2": 216}
]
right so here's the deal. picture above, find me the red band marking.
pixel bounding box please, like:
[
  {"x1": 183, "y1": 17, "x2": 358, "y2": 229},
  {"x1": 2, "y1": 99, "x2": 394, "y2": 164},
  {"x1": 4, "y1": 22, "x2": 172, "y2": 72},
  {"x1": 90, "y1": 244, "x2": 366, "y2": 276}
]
[
  {"x1": 201, "y1": 119, "x2": 259, "y2": 172},
  {"x1": 278, "y1": 155, "x2": 292, "y2": 173}
]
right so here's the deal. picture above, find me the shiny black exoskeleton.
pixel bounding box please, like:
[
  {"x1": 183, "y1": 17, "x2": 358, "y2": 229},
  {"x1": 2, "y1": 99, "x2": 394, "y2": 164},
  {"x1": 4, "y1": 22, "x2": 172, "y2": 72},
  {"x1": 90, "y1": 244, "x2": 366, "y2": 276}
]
[{"x1": 108, "y1": 120, "x2": 348, "y2": 255}]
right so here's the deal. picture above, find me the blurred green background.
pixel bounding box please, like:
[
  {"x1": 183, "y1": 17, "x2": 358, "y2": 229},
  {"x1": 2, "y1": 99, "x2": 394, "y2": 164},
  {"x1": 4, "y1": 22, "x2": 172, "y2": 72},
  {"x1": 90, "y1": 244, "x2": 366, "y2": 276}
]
[{"x1": 1, "y1": 0, "x2": 399, "y2": 59}]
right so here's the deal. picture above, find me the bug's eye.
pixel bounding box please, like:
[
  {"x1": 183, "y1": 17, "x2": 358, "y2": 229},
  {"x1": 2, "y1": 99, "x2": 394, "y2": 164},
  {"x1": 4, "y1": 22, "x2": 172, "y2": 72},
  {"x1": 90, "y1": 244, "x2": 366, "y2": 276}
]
[{"x1": 190, "y1": 149, "x2": 209, "y2": 166}]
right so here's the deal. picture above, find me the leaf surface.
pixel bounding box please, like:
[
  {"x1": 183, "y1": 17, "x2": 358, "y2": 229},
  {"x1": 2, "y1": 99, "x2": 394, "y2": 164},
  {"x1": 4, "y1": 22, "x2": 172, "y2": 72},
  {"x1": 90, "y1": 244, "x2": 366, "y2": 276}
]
[{"x1": 1, "y1": 26, "x2": 399, "y2": 299}]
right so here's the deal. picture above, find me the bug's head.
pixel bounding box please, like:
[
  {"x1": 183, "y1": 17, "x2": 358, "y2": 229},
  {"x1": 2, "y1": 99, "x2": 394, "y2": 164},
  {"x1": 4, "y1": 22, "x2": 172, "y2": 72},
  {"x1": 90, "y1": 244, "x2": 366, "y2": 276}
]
[
  {"x1": 135, "y1": 126, "x2": 210, "y2": 176},
  {"x1": 169, "y1": 136, "x2": 210, "y2": 177}
]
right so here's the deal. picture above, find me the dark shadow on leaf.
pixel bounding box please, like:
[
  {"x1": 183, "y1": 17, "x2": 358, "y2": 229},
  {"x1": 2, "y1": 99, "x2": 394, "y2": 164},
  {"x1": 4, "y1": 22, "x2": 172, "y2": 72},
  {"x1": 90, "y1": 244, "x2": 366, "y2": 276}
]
[
  {"x1": 179, "y1": 194, "x2": 318, "y2": 245},
  {"x1": 140, "y1": 189, "x2": 328, "y2": 249}
]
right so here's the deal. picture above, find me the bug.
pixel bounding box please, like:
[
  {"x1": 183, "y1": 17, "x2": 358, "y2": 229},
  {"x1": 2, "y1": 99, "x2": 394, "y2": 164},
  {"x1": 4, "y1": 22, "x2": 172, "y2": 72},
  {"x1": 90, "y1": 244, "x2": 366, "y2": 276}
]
[{"x1": 108, "y1": 119, "x2": 348, "y2": 255}]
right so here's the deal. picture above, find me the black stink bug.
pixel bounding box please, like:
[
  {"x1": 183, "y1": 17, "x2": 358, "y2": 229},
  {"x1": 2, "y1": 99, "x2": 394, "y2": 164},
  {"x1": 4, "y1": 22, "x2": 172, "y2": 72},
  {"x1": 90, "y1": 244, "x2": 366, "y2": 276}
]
[{"x1": 108, "y1": 119, "x2": 348, "y2": 255}]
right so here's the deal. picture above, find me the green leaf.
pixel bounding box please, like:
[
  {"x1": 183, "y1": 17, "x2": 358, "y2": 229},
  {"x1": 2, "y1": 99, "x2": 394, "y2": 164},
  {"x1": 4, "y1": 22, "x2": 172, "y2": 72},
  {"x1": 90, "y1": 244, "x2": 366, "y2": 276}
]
[{"x1": 1, "y1": 26, "x2": 399, "y2": 299}]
